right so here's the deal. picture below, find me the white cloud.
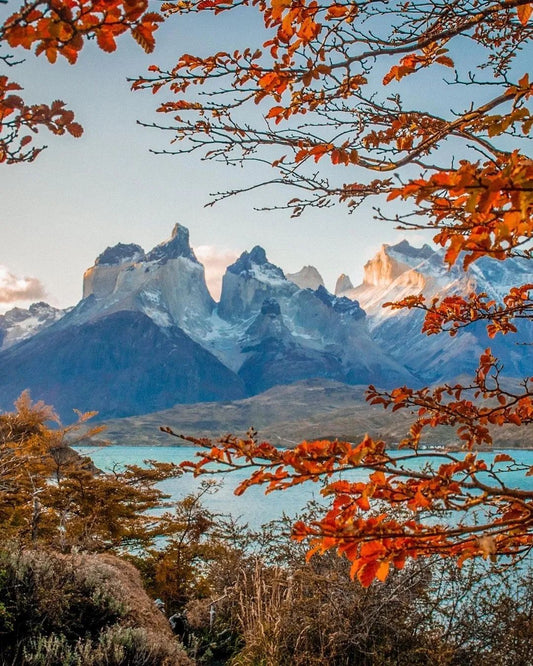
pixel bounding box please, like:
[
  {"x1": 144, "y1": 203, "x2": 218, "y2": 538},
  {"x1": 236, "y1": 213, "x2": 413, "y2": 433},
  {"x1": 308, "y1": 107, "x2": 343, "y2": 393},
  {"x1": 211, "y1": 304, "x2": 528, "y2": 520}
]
[
  {"x1": 0, "y1": 265, "x2": 46, "y2": 308},
  {"x1": 194, "y1": 246, "x2": 239, "y2": 300}
]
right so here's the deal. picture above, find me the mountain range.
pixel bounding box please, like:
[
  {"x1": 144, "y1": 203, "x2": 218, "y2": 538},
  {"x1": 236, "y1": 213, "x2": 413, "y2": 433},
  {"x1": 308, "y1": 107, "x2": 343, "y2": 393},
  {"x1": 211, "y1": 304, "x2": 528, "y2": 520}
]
[{"x1": 0, "y1": 224, "x2": 531, "y2": 427}]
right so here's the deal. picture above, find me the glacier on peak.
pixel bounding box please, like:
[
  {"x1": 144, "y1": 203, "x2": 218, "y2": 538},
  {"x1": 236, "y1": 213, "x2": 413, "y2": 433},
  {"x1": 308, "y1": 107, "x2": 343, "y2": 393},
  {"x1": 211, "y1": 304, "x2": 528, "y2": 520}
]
[
  {"x1": 337, "y1": 240, "x2": 532, "y2": 320},
  {"x1": 206, "y1": 245, "x2": 415, "y2": 391}
]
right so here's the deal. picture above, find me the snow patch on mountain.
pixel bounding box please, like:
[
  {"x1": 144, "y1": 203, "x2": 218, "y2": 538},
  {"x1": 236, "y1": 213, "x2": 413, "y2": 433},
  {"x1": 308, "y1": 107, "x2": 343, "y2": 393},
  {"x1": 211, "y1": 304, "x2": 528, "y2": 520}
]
[
  {"x1": 0, "y1": 302, "x2": 69, "y2": 350},
  {"x1": 335, "y1": 240, "x2": 532, "y2": 382}
]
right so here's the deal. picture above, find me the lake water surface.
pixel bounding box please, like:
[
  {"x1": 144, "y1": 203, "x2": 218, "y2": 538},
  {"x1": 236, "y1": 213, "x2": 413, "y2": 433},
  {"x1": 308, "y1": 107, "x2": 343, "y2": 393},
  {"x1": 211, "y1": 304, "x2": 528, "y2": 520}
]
[{"x1": 78, "y1": 445, "x2": 533, "y2": 529}]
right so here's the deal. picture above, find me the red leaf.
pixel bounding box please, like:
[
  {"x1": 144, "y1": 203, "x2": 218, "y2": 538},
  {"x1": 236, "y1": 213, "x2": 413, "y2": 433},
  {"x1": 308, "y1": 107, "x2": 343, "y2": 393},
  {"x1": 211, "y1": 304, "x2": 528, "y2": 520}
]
[
  {"x1": 96, "y1": 29, "x2": 117, "y2": 53},
  {"x1": 67, "y1": 122, "x2": 83, "y2": 138},
  {"x1": 357, "y1": 560, "x2": 380, "y2": 587},
  {"x1": 494, "y1": 453, "x2": 514, "y2": 463}
]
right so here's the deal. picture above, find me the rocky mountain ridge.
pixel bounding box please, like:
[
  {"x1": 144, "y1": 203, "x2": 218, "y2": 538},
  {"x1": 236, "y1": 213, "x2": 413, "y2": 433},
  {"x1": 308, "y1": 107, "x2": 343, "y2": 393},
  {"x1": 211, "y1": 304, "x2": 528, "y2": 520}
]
[
  {"x1": 336, "y1": 240, "x2": 532, "y2": 381},
  {"x1": 0, "y1": 302, "x2": 70, "y2": 350},
  {"x1": 0, "y1": 224, "x2": 530, "y2": 422}
]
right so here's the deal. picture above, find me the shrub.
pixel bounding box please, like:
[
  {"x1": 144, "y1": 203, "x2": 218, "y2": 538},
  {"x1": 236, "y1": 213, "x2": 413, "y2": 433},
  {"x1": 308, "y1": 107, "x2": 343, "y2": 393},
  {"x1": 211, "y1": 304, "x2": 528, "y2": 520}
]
[
  {"x1": 167, "y1": 509, "x2": 533, "y2": 666},
  {"x1": 21, "y1": 627, "x2": 192, "y2": 666},
  {"x1": 0, "y1": 545, "x2": 192, "y2": 666}
]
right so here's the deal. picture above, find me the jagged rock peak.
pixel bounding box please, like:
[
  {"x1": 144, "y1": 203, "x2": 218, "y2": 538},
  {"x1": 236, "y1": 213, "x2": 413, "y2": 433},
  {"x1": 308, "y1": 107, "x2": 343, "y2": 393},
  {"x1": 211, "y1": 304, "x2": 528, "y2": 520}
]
[
  {"x1": 229, "y1": 246, "x2": 266, "y2": 273},
  {"x1": 95, "y1": 243, "x2": 145, "y2": 266},
  {"x1": 314, "y1": 285, "x2": 364, "y2": 319},
  {"x1": 0, "y1": 301, "x2": 68, "y2": 351},
  {"x1": 387, "y1": 239, "x2": 434, "y2": 261},
  {"x1": 286, "y1": 265, "x2": 324, "y2": 291},
  {"x1": 145, "y1": 223, "x2": 198, "y2": 264},
  {"x1": 227, "y1": 246, "x2": 285, "y2": 281},
  {"x1": 0, "y1": 301, "x2": 62, "y2": 324},
  {"x1": 362, "y1": 241, "x2": 434, "y2": 288},
  {"x1": 335, "y1": 273, "x2": 353, "y2": 295}
]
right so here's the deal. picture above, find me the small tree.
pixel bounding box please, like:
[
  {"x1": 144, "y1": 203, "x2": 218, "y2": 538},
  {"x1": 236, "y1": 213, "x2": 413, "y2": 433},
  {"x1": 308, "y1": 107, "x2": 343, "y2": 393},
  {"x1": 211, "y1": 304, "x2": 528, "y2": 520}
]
[
  {"x1": 148, "y1": 0, "x2": 533, "y2": 584},
  {"x1": 0, "y1": 391, "x2": 182, "y2": 551}
]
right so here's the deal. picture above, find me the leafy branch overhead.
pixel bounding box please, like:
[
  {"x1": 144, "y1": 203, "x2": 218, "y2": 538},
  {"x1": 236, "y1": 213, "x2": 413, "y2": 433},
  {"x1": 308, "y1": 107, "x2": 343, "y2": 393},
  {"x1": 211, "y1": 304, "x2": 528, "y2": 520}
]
[
  {"x1": 135, "y1": 0, "x2": 533, "y2": 249},
  {"x1": 145, "y1": 0, "x2": 533, "y2": 585},
  {"x1": 0, "y1": 0, "x2": 163, "y2": 162},
  {"x1": 2, "y1": 0, "x2": 533, "y2": 586}
]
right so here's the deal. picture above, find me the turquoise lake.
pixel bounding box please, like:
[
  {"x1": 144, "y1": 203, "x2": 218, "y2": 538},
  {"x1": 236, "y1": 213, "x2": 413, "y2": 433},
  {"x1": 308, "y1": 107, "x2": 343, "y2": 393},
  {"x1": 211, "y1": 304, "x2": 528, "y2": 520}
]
[{"x1": 77, "y1": 445, "x2": 533, "y2": 529}]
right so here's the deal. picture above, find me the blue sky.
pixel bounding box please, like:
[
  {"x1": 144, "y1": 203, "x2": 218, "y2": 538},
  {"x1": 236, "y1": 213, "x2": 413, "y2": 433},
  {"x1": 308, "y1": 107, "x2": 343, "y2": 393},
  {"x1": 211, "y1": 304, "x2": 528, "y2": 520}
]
[{"x1": 1, "y1": 4, "x2": 435, "y2": 312}]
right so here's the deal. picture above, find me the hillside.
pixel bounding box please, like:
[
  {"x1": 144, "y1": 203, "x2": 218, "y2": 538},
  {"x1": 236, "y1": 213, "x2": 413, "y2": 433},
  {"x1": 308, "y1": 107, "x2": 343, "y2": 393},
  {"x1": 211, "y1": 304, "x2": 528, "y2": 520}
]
[{"x1": 99, "y1": 379, "x2": 533, "y2": 449}]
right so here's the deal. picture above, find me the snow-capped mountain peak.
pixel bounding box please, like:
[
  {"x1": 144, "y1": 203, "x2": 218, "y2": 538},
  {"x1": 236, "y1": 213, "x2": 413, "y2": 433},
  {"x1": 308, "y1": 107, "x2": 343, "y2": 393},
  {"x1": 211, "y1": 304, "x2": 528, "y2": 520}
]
[
  {"x1": 0, "y1": 302, "x2": 69, "y2": 350},
  {"x1": 80, "y1": 223, "x2": 213, "y2": 335},
  {"x1": 1, "y1": 232, "x2": 529, "y2": 422}
]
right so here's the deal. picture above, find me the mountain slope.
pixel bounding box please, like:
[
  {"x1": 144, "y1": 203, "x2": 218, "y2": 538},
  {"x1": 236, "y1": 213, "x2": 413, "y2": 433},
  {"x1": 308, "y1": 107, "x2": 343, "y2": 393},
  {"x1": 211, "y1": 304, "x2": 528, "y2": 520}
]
[
  {"x1": 99, "y1": 378, "x2": 533, "y2": 449},
  {"x1": 1, "y1": 228, "x2": 530, "y2": 425},
  {"x1": 337, "y1": 241, "x2": 533, "y2": 382},
  {"x1": 0, "y1": 311, "x2": 245, "y2": 421}
]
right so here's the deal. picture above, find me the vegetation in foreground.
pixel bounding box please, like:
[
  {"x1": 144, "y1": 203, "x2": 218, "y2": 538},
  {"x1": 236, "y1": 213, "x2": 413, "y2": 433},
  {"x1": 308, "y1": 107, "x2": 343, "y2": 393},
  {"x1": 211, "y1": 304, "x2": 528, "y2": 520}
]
[
  {"x1": 2, "y1": 397, "x2": 533, "y2": 666},
  {"x1": 1, "y1": 0, "x2": 533, "y2": 662}
]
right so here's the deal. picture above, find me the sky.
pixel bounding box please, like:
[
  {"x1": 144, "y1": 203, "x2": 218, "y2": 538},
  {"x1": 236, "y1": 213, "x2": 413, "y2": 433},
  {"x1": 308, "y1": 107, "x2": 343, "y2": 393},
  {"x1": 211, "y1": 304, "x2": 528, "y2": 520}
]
[{"x1": 0, "y1": 3, "x2": 434, "y2": 313}]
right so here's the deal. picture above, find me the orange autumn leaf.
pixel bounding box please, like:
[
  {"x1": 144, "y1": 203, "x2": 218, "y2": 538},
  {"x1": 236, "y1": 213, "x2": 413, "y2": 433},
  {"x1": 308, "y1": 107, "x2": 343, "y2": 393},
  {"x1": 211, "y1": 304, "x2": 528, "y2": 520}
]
[{"x1": 517, "y1": 3, "x2": 533, "y2": 25}]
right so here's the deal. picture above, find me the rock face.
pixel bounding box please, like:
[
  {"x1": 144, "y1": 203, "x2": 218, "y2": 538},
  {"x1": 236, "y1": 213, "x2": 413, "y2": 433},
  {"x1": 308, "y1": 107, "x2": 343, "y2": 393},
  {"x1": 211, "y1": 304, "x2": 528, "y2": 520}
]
[
  {"x1": 94, "y1": 243, "x2": 145, "y2": 266},
  {"x1": 213, "y1": 247, "x2": 416, "y2": 395},
  {"x1": 238, "y1": 296, "x2": 346, "y2": 394},
  {"x1": 81, "y1": 223, "x2": 214, "y2": 337},
  {"x1": 336, "y1": 241, "x2": 533, "y2": 382},
  {"x1": 218, "y1": 246, "x2": 297, "y2": 321},
  {"x1": 286, "y1": 265, "x2": 324, "y2": 290},
  {"x1": 335, "y1": 273, "x2": 353, "y2": 295},
  {"x1": 0, "y1": 228, "x2": 530, "y2": 422},
  {"x1": 145, "y1": 223, "x2": 197, "y2": 263}
]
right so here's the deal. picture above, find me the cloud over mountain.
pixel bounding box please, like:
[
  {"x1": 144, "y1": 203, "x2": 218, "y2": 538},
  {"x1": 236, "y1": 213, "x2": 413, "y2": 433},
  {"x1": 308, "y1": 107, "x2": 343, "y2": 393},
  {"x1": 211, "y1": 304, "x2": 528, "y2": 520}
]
[
  {"x1": 0, "y1": 266, "x2": 46, "y2": 309},
  {"x1": 194, "y1": 245, "x2": 239, "y2": 299}
]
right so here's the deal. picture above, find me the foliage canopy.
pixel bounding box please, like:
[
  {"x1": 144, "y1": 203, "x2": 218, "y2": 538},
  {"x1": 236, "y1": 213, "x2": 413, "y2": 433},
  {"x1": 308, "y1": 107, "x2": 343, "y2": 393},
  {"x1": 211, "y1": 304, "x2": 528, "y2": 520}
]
[
  {"x1": 149, "y1": 0, "x2": 533, "y2": 585},
  {"x1": 0, "y1": 391, "x2": 184, "y2": 551},
  {"x1": 1, "y1": 0, "x2": 533, "y2": 585}
]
